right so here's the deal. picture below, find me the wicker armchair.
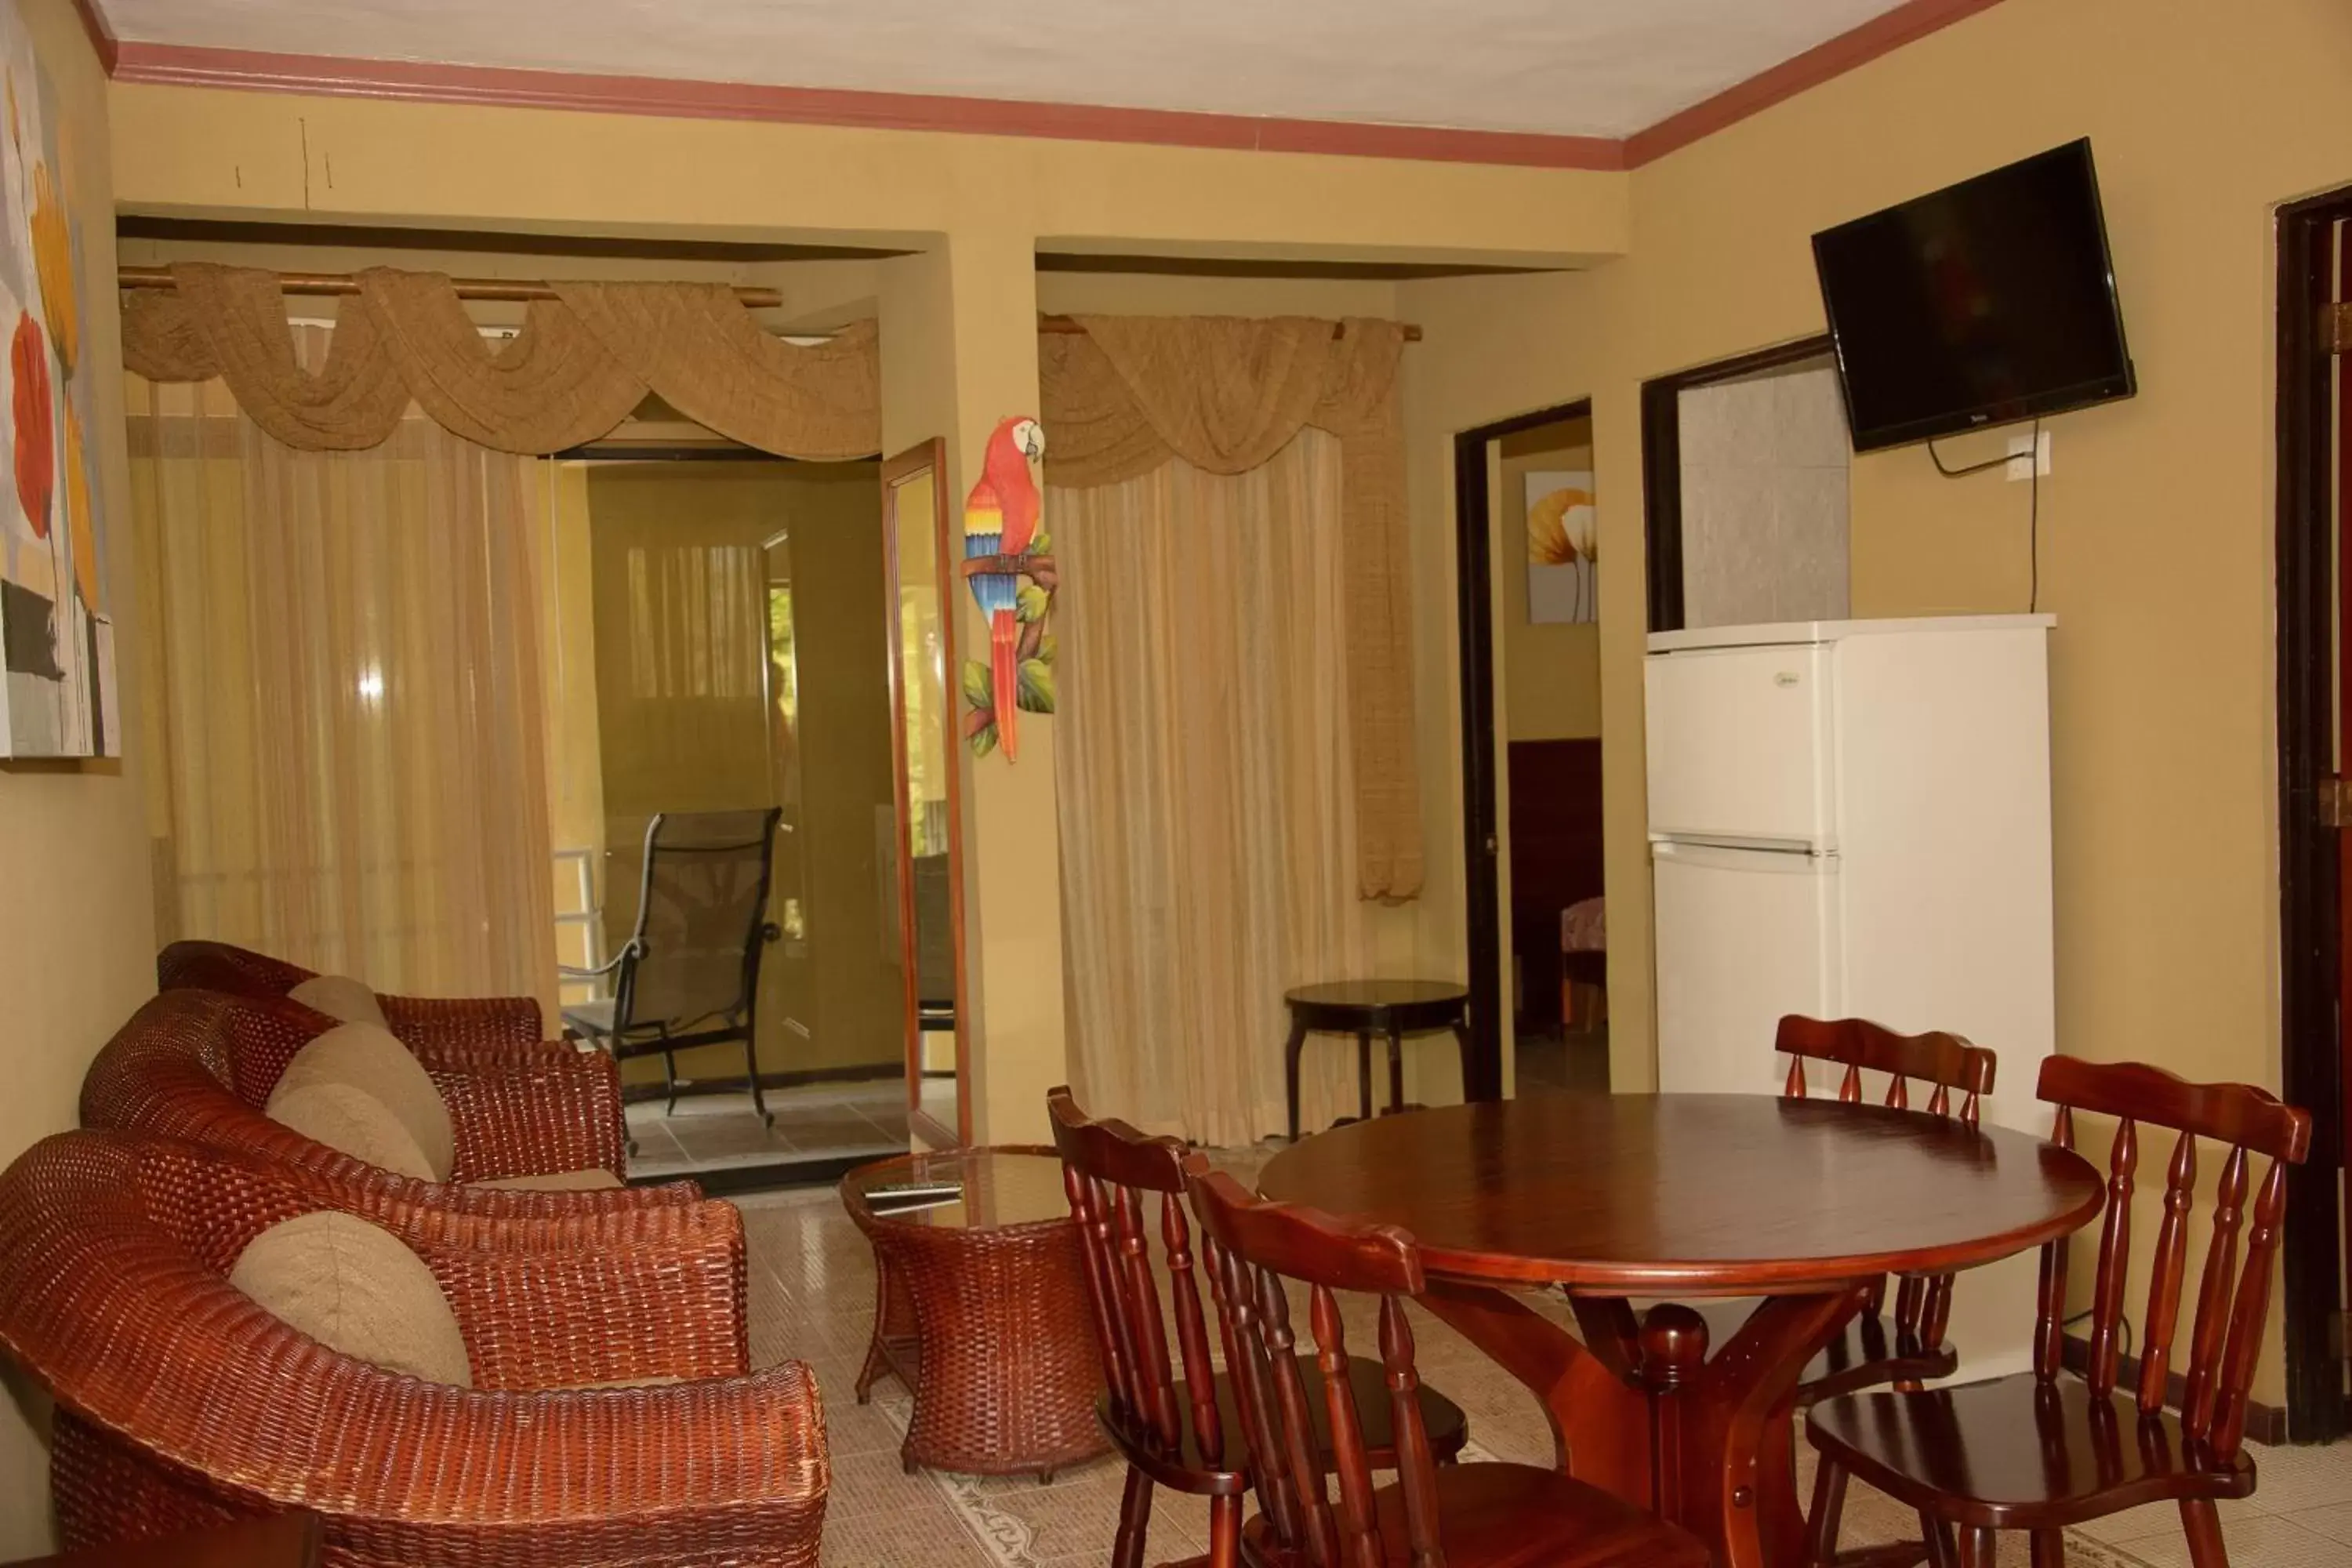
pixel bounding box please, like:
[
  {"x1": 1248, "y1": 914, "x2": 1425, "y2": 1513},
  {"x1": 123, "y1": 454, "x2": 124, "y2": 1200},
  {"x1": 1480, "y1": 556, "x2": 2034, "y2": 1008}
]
[
  {"x1": 82, "y1": 988, "x2": 690, "y2": 1215},
  {"x1": 0, "y1": 1129, "x2": 828, "y2": 1565},
  {"x1": 157, "y1": 938, "x2": 546, "y2": 1054}
]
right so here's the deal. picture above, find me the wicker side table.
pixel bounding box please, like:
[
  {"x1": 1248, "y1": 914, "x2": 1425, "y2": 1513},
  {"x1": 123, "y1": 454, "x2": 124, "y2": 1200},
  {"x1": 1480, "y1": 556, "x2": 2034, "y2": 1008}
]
[{"x1": 841, "y1": 1145, "x2": 1110, "y2": 1480}]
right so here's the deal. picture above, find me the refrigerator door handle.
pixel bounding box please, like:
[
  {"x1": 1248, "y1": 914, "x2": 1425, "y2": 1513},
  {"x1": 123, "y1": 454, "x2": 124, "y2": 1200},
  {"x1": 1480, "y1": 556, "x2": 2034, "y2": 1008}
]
[{"x1": 1651, "y1": 838, "x2": 1835, "y2": 872}]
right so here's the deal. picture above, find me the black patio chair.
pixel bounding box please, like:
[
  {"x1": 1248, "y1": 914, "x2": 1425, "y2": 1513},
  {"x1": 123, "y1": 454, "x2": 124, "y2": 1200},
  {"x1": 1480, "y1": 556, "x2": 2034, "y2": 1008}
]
[{"x1": 561, "y1": 808, "x2": 784, "y2": 1125}]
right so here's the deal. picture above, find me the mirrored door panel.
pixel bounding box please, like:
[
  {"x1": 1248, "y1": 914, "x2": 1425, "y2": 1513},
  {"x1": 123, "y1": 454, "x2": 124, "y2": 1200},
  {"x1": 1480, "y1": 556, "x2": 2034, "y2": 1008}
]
[{"x1": 882, "y1": 440, "x2": 968, "y2": 1146}]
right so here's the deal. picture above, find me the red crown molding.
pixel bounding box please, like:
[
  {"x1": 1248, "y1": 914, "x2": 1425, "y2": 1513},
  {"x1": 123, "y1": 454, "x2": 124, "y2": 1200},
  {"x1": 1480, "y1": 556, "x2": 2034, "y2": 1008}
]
[
  {"x1": 1623, "y1": 0, "x2": 2008, "y2": 167},
  {"x1": 106, "y1": 42, "x2": 1625, "y2": 170},
  {"x1": 100, "y1": 0, "x2": 2007, "y2": 176},
  {"x1": 71, "y1": 0, "x2": 120, "y2": 75}
]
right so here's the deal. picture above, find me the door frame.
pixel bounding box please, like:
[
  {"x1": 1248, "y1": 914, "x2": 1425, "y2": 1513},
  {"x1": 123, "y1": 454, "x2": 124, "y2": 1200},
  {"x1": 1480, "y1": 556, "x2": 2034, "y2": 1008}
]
[
  {"x1": 1639, "y1": 335, "x2": 1836, "y2": 634},
  {"x1": 2274, "y1": 183, "x2": 2352, "y2": 1443},
  {"x1": 881, "y1": 437, "x2": 974, "y2": 1151},
  {"x1": 1453, "y1": 399, "x2": 1593, "y2": 1102}
]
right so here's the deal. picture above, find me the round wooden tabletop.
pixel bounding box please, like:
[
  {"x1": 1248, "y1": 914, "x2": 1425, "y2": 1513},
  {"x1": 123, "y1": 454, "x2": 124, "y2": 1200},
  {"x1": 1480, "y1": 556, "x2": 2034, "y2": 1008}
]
[
  {"x1": 1284, "y1": 979, "x2": 1469, "y2": 1011},
  {"x1": 1257, "y1": 1094, "x2": 2104, "y2": 1294}
]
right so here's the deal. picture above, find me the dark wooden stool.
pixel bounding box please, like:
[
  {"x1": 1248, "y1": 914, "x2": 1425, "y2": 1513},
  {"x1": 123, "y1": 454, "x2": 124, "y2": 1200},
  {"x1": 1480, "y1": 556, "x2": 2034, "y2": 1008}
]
[{"x1": 1282, "y1": 979, "x2": 1473, "y2": 1141}]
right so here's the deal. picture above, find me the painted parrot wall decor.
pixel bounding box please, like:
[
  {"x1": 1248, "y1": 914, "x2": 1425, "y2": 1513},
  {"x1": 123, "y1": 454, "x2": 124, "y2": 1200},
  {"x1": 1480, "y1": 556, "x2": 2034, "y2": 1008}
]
[{"x1": 960, "y1": 415, "x2": 1055, "y2": 761}]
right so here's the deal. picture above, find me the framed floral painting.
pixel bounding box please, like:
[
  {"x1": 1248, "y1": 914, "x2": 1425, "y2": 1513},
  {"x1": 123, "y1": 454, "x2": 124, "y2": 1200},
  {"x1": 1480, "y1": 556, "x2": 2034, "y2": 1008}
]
[
  {"x1": 1525, "y1": 469, "x2": 1595, "y2": 625},
  {"x1": 0, "y1": 2, "x2": 111, "y2": 758}
]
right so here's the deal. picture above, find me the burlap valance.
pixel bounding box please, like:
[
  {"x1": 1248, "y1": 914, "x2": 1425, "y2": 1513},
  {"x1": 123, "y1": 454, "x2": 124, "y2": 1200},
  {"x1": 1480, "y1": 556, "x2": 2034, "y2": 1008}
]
[
  {"x1": 1041, "y1": 315, "x2": 1421, "y2": 901},
  {"x1": 120, "y1": 263, "x2": 882, "y2": 460}
]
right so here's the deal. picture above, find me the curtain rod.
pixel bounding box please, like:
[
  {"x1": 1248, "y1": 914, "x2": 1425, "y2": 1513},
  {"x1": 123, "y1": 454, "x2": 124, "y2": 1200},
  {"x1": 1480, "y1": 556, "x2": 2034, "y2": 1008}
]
[
  {"x1": 1038, "y1": 314, "x2": 1420, "y2": 341},
  {"x1": 114, "y1": 265, "x2": 1421, "y2": 340},
  {"x1": 116, "y1": 265, "x2": 786, "y2": 307}
]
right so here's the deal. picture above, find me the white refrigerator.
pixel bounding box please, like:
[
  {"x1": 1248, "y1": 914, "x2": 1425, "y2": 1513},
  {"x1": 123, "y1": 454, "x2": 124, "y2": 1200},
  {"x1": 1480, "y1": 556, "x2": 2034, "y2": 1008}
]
[{"x1": 1645, "y1": 615, "x2": 2055, "y2": 1138}]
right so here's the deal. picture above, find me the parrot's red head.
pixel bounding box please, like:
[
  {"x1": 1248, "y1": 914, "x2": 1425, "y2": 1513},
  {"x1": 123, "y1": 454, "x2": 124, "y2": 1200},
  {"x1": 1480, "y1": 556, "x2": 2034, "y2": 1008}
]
[{"x1": 987, "y1": 416, "x2": 1044, "y2": 478}]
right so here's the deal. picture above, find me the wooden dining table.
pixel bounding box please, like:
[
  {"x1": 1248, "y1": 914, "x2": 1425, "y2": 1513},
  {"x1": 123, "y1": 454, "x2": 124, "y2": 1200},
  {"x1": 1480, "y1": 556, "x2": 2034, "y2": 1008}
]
[{"x1": 1255, "y1": 1093, "x2": 2105, "y2": 1568}]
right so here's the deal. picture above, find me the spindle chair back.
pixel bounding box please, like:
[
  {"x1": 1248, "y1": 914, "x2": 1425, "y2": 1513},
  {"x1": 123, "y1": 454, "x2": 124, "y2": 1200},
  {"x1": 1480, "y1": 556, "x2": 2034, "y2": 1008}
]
[{"x1": 2031, "y1": 1056, "x2": 2310, "y2": 1457}]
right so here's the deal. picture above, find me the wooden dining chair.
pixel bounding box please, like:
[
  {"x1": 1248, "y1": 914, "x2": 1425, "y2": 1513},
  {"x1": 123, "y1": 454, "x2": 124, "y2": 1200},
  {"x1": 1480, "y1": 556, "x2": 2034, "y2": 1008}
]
[
  {"x1": 1697, "y1": 1015, "x2": 2000, "y2": 1407},
  {"x1": 1803, "y1": 1056, "x2": 2312, "y2": 1568},
  {"x1": 1047, "y1": 1089, "x2": 1470, "y2": 1568},
  {"x1": 1181, "y1": 1155, "x2": 1710, "y2": 1568}
]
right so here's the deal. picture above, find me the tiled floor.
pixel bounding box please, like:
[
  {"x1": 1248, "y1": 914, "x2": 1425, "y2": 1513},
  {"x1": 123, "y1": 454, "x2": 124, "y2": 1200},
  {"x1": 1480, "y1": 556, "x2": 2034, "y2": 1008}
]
[
  {"x1": 734, "y1": 1155, "x2": 2352, "y2": 1568},
  {"x1": 626, "y1": 1077, "x2": 908, "y2": 1181}
]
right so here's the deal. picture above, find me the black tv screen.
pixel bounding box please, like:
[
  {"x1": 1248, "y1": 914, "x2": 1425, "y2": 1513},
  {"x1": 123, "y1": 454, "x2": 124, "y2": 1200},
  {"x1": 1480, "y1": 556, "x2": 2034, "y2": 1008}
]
[{"x1": 1812, "y1": 139, "x2": 2134, "y2": 452}]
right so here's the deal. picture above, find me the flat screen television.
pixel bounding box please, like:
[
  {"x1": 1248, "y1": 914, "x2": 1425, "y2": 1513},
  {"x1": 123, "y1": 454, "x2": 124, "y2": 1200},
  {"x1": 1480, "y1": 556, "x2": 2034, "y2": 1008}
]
[{"x1": 1812, "y1": 139, "x2": 2135, "y2": 452}]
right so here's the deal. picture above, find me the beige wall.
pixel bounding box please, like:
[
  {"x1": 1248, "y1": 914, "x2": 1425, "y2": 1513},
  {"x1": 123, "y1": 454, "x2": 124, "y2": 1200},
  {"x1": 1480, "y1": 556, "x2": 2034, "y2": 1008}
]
[
  {"x1": 1397, "y1": 0, "x2": 2352, "y2": 1403},
  {"x1": 108, "y1": 87, "x2": 1627, "y2": 269},
  {"x1": 1497, "y1": 419, "x2": 1601, "y2": 742},
  {"x1": 0, "y1": 3, "x2": 151, "y2": 1552}
]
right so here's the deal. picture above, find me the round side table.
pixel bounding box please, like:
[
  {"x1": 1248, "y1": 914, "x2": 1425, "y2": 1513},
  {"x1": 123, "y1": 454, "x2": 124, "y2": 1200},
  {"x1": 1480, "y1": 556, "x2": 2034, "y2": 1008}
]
[
  {"x1": 840, "y1": 1145, "x2": 1110, "y2": 1479},
  {"x1": 1282, "y1": 979, "x2": 1474, "y2": 1141}
]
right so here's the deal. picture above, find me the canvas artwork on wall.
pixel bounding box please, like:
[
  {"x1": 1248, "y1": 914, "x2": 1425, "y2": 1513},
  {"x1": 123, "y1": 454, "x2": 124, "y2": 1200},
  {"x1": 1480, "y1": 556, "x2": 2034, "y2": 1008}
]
[
  {"x1": 1526, "y1": 469, "x2": 1595, "y2": 625},
  {"x1": 0, "y1": 5, "x2": 111, "y2": 759}
]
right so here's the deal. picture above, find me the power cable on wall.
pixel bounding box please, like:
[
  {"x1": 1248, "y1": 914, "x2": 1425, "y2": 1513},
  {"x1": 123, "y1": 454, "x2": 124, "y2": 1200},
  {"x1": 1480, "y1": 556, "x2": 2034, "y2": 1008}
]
[{"x1": 1926, "y1": 416, "x2": 2044, "y2": 612}]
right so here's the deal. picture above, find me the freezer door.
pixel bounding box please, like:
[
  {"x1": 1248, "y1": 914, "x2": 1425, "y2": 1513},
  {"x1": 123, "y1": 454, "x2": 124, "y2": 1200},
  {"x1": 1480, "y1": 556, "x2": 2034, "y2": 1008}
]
[
  {"x1": 1645, "y1": 642, "x2": 1836, "y2": 848},
  {"x1": 1652, "y1": 840, "x2": 1842, "y2": 1096}
]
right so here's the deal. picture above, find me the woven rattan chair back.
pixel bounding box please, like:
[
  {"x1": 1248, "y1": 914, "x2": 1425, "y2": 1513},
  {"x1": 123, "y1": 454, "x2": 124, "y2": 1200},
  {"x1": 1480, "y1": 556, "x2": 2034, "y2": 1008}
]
[
  {"x1": 158, "y1": 938, "x2": 546, "y2": 1054},
  {"x1": 81, "y1": 989, "x2": 657, "y2": 1217},
  {"x1": 157, "y1": 938, "x2": 310, "y2": 1000},
  {"x1": 0, "y1": 1127, "x2": 803, "y2": 1563}
]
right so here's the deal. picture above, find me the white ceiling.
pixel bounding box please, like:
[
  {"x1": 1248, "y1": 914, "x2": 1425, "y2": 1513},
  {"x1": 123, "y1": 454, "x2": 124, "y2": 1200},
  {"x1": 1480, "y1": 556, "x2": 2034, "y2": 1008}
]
[{"x1": 100, "y1": 0, "x2": 1917, "y2": 140}]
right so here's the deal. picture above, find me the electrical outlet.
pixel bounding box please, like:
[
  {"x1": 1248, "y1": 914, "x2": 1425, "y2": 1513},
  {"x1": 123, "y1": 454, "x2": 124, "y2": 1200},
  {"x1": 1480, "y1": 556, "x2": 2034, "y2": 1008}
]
[{"x1": 2006, "y1": 430, "x2": 2051, "y2": 481}]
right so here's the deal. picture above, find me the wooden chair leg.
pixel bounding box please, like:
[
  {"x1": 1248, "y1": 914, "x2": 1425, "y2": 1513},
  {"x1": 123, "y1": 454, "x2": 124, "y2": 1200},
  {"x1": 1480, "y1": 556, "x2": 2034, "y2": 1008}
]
[
  {"x1": 1921, "y1": 1514, "x2": 1959, "y2": 1568},
  {"x1": 1110, "y1": 1465, "x2": 1153, "y2": 1568},
  {"x1": 2030, "y1": 1528, "x2": 2067, "y2": 1568},
  {"x1": 1805, "y1": 1456, "x2": 1849, "y2": 1567},
  {"x1": 2180, "y1": 1500, "x2": 2230, "y2": 1568},
  {"x1": 1955, "y1": 1526, "x2": 1997, "y2": 1568},
  {"x1": 1205, "y1": 1493, "x2": 1244, "y2": 1568}
]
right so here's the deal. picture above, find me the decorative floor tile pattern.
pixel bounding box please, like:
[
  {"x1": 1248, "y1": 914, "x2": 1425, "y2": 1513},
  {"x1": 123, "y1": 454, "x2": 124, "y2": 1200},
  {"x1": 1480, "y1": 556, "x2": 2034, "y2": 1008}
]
[{"x1": 735, "y1": 1163, "x2": 2352, "y2": 1568}]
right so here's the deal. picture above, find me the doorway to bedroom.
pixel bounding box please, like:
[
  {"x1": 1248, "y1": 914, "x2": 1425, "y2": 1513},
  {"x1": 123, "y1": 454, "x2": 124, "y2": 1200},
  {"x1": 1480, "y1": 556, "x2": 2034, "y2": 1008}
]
[{"x1": 1452, "y1": 400, "x2": 1605, "y2": 1102}]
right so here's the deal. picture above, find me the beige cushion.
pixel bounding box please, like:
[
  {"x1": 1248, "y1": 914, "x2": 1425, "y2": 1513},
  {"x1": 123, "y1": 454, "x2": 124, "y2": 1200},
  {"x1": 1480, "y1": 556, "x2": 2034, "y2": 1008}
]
[
  {"x1": 230, "y1": 1211, "x2": 473, "y2": 1386},
  {"x1": 266, "y1": 1082, "x2": 437, "y2": 1181},
  {"x1": 270, "y1": 1022, "x2": 455, "y2": 1181},
  {"x1": 468, "y1": 1167, "x2": 625, "y2": 1192},
  {"x1": 289, "y1": 973, "x2": 390, "y2": 1029}
]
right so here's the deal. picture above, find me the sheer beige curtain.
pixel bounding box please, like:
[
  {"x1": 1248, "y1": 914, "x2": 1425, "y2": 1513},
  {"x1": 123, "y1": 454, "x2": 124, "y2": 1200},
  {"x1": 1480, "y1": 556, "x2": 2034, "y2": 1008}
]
[
  {"x1": 1054, "y1": 429, "x2": 1372, "y2": 1146},
  {"x1": 129, "y1": 324, "x2": 559, "y2": 1013}
]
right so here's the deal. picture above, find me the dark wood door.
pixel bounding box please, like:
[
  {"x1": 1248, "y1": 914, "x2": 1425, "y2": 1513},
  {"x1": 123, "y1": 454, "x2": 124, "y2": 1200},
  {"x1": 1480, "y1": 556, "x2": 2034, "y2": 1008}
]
[
  {"x1": 2336, "y1": 223, "x2": 2351, "y2": 1335},
  {"x1": 1505, "y1": 738, "x2": 1603, "y2": 1034}
]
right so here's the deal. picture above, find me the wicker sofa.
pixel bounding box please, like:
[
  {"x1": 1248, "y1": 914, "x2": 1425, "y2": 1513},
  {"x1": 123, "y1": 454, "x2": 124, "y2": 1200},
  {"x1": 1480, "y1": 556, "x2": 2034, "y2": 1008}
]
[
  {"x1": 82, "y1": 987, "x2": 689, "y2": 1214},
  {"x1": 0, "y1": 1128, "x2": 829, "y2": 1565},
  {"x1": 157, "y1": 938, "x2": 546, "y2": 1055}
]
